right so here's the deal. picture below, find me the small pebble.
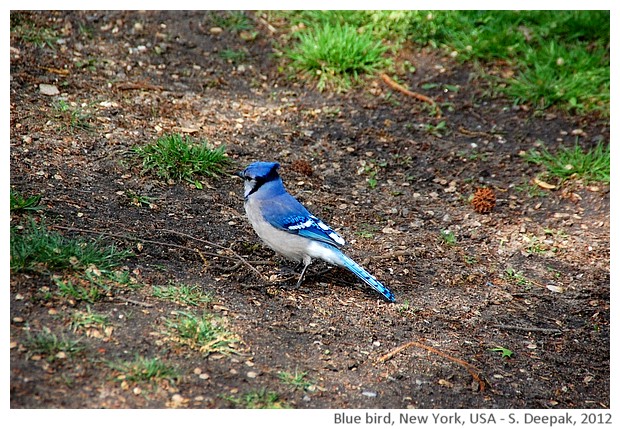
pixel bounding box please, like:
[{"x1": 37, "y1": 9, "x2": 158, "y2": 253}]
[{"x1": 39, "y1": 84, "x2": 59, "y2": 96}]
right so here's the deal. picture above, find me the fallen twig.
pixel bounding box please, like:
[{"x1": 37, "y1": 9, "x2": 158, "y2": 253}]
[
  {"x1": 115, "y1": 296, "x2": 154, "y2": 307},
  {"x1": 378, "y1": 340, "x2": 487, "y2": 391},
  {"x1": 160, "y1": 228, "x2": 265, "y2": 279},
  {"x1": 212, "y1": 261, "x2": 242, "y2": 272},
  {"x1": 39, "y1": 66, "x2": 70, "y2": 76},
  {"x1": 53, "y1": 225, "x2": 222, "y2": 257},
  {"x1": 380, "y1": 73, "x2": 441, "y2": 118},
  {"x1": 457, "y1": 126, "x2": 499, "y2": 139},
  {"x1": 52, "y1": 225, "x2": 265, "y2": 279}
]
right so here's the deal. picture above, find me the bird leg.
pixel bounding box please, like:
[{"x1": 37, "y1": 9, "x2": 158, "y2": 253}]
[
  {"x1": 296, "y1": 261, "x2": 312, "y2": 288},
  {"x1": 278, "y1": 262, "x2": 302, "y2": 276}
]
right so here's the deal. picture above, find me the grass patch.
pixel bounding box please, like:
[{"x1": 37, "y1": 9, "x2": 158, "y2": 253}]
[
  {"x1": 70, "y1": 306, "x2": 110, "y2": 333},
  {"x1": 24, "y1": 327, "x2": 84, "y2": 362},
  {"x1": 209, "y1": 11, "x2": 253, "y2": 33},
  {"x1": 52, "y1": 100, "x2": 93, "y2": 132},
  {"x1": 223, "y1": 388, "x2": 288, "y2": 409},
  {"x1": 278, "y1": 369, "x2": 314, "y2": 391},
  {"x1": 125, "y1": 189, "x2": 156, "y2": 208},
  {"x1": 11, "y1": 12, "x2": 59, "y2": 48},
  {"x1": 277, "y1": 10, "x2": 416, "y2": 45},
  {"x1": 504, "y1": 268, "x2": 531, "y2": 288},
  {"x1": 153, "y1": 283, "x2": 212, "y2": 306},
  {"x1": 56, "y1": 267, "x2": 136, "y2": 303},
  {"x1": 11, "y1": 218, "x2": 133, "y2": 303},
  {"x1": 440, "y1": 229, "x2": 457, "y2": 246},
  {"x1": 397, "y1": 299, "x2": 422, "y2": 315},
  {"x1": 287, "y1": 22, "x2": 388, "y2": 92},
  {"x1": 523, "y1": 235, "x2": 546, "y2": 255},
  {"x1": 423, "y1": 120, "x2": 448, "y2": 138},
  {"x1": 107, "y1": 355, "x2": 180, "y2": 384},
  {"x1": 10, "y1": 218, "x2": 132, "y2": 274},
  {"x1": 515, "y1": 181, "x2": 548, "y2": 198},
  {"x1": 406, "y1": 10, "x2": 610, "y2": 114},
  {"x1": 523, "y1": 140, "x2": 609, "y2": 184},
  {"x1": 273, "y1": 10, "x2": 609, "y2": 113},
  {"x1": 504, "y1": 40, "x2": 609, "y2": 113},
  {"x1": 164, "y1": 310, "x2": 239, "y2": 356},
  {"x1": 10, "y1": 190, "x2": 43, "y2": 212},
  {"x1": 219, "y1": 48, "x2": 247, "y2": 63},
  {"x1": 134, "y1": 133, "x2": 230, "y2": 188},
  {"x1": 355, "y1": 223, "x2": 380, "y2": 239},
  {"x1": 55, "y1": 267, "x2": 135, "y2": 304},
  {"x1": 358, "y1": 159, "x2": 386, "y2": 190},
  {"x1": 55, "y1": 277, "x2": 103, "y2": 303}
]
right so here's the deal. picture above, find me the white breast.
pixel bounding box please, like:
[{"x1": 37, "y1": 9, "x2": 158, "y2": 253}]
[
  {"x1": 245, "y1": 198, "x2": 311, "y2": 264},
  {"x1": 244, "y1": 198, "x2": 343, "y2": 267}
]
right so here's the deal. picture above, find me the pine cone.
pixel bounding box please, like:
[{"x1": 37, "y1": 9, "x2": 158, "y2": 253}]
[{"x1": 472, "y1": 187, "x2": 496, "y2": 214}]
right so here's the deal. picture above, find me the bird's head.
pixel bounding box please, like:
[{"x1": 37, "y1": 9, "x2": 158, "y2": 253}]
[{"x1": 236, "y1": 161, "x2": 281, "y2": 199}]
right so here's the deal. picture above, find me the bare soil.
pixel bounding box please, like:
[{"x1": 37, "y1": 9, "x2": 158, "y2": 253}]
[{"x1": 10, "y1": 11, "x2": 610, "y2": 409}]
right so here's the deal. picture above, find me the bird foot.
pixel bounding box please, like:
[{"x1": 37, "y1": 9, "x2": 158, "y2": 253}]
[{"x1": 277, "y1": 263, "x2": 303, "y2": 276}]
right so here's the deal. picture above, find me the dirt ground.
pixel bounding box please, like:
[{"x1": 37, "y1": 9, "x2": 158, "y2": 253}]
[{"x1": 10, "y1": 11, "x2": 610, "y2": 409}]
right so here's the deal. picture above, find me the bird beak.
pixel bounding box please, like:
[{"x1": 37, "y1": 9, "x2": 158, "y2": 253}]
[{"x1": 234, "y1": 171, "x2": 244, "y2": 179}]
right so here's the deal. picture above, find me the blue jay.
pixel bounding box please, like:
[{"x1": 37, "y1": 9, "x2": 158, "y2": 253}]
[{"x1": 237, "y1": 161, "x2": 395, "y2": 302}]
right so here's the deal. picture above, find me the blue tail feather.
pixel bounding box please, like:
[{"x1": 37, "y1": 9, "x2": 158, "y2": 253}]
[{"x1": 340, "y1": 254, "x2": 395, "y2": 302}]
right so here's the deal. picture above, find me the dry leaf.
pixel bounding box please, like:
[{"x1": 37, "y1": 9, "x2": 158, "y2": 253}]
[
  {"x1": 546, "y1": 284, "x2": 564, "y2": 293},
  {"x1": 533, "y1": 178, "x2": 556, "y2": 190}
]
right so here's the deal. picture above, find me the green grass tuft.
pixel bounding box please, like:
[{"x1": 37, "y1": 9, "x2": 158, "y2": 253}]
[
  {"x1": 107, "y1": 355, "x2": 180, "y2": 384},
  {"x1": 24, "y1": 327, "x2": 84, "y2": 362},
  {"x1": 52, "y1": 100, "x2": 93, "y2": 132},
  {"x1": 11, "y1": 12, "x2": 59, "y2": 48},
  {"x1": 10, "y1": 218, "x2": 132, "y2": 274},
  {"x1": 287, "y1": 23, "x2": 388, "y2": 92},
  {"x1": 10, "y1": 190, "x2": 43, "y2": 212},
  {"x1": 55, "y1": 277, "x2": 103, "y2": 303},
  {"x1": 440, "y1": 229, "x2": 457, "y2": 246},
  {"x1": 219, "y1": 48, "x2": 247, "y2": 63},
  {"x1": 278, "y1": 369, "x2": 314, "y2": 391},
  {"x1": 223, "y1": 388, "x2": 288, "y2": 409},
  {"x1": 523, "y1": 140, "x2": 609, "y2": 184},
  {"x1": 209, "y1": 11, "x2": 253, "y2": 33},
  {"x1": 164, "y1": 310, "x2": 239, "y2": 356},
  {"x1": 153, "y1": 283, "x2": 212, "y2": 306},
  {"x1": 70, "y1": 306, "x2": 110, "y2": 333},
  {"x1": 134, "y1": 133, "x2": 230, "y2": 187},
  {"x1": 504, "y1": 40, "x2": 610, "y2": 112}
]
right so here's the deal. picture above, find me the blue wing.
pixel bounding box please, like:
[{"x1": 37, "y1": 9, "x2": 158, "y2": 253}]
[{"x1": 261, "y1": 193, "x2": 346, "y2": 248}]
